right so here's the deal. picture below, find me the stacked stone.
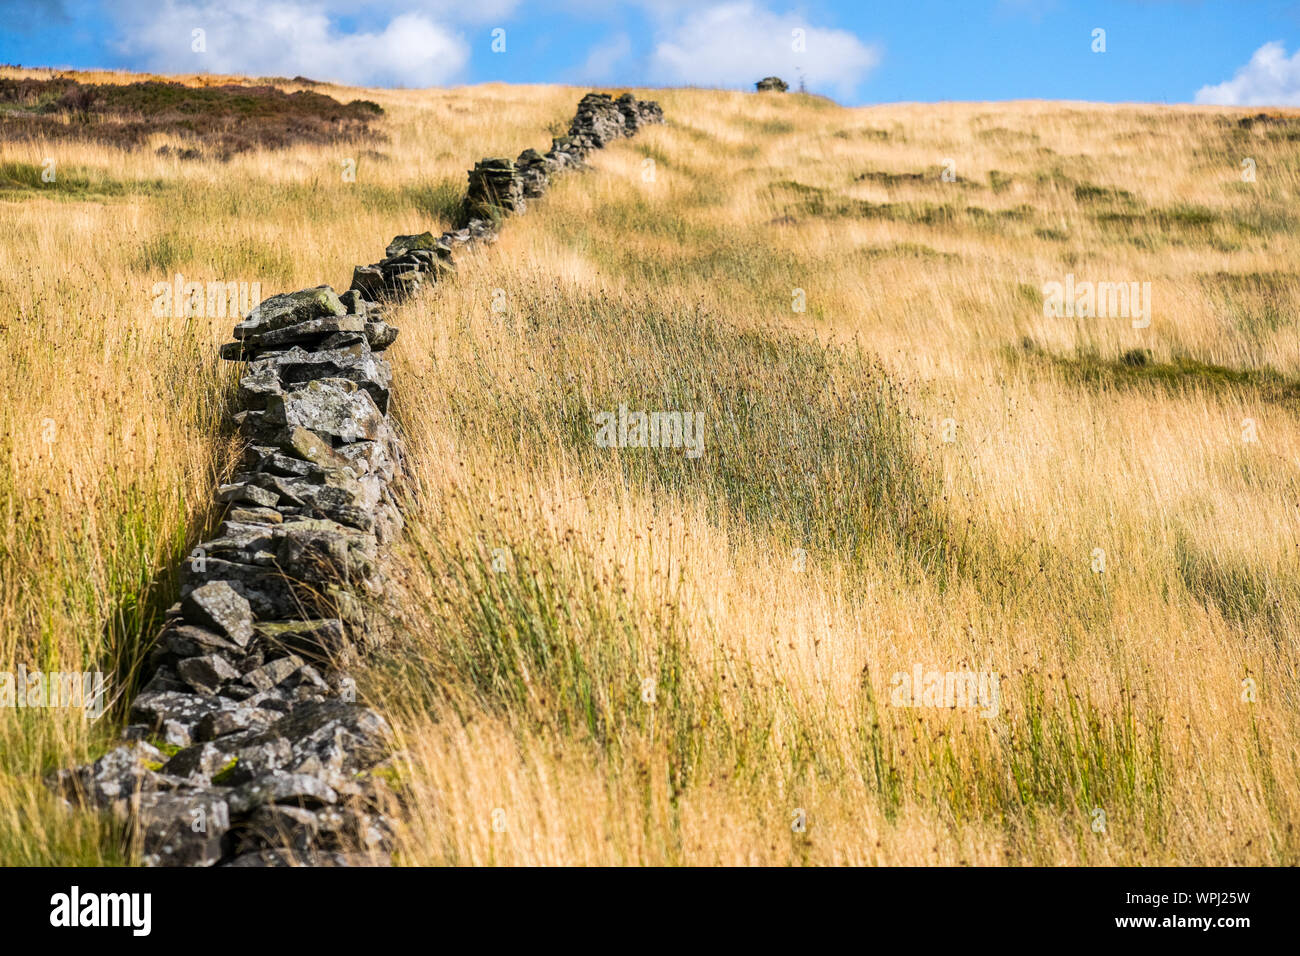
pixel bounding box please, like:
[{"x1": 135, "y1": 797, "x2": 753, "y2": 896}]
[
  {"x1": 546, "y1": 92, "x2": 663, "y2": 169},
  {"x1": 756, "y1": 76, "x2": 789, "y2": 92},
  {"x1": 348, "y1": 91, "x2": 663, "y2": 305},
  {"x1": 349, "y1": 232, "x2": 456, "y2": 302},
  {"x1": 48, "y1": 90, "x2": 665, "y2": 868},
  {"x1": 615, "y1": 92, "x2": 664, "y2": 133},
  {"x1": 567, "y1": 91, "x2": 629, "y2": 149},
  {"x1": 461, "y1": 157, "x2": 527, "y2": 224},
  {"x1": 455, "y1": 92, "x2": 665, "y2": 230},
  {"x1": 50, "y1": 284, "x2": 405, "y2": 867},
  {"x1": 515, "y1": 148, "x2": 550, "y2": 199}
]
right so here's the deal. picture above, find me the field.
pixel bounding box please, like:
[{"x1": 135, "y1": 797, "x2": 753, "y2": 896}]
[{"x1": 2, "y1": 67, "x2": 1298, "y2": 865}]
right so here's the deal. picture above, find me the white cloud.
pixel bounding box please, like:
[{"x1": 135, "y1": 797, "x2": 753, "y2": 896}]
[
  {"x1": 1195, "y1": 41, "x2": 1300, "y2": 106},
  {"x1": 577, "y1": 32, "x2": 633, "y2": 81},
  {"x1": 647, "y1": 2, "x2": 879, "y2": 99},
  {"x1": 108, "y1": 1, "x2": 470, "y2": 88}
]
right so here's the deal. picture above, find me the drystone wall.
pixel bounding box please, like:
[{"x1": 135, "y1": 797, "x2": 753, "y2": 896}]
[{"x1": 49, "y1": 92, "x2": 664, "y2": 867}]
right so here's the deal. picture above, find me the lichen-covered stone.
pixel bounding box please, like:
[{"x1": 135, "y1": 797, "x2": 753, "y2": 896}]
[
  {"x1": 234, "y1": 286, "x2": 346, "y2": 340},
  {"x1": 263, "y1": 380, "x2": 384, "y2": 444},
  {"x1": 182, "y1": 581, "x2": 254, "y2": 647}
]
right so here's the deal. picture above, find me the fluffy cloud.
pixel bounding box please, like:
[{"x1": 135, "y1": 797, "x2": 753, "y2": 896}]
[
  {"x1": 107, "y1": 1, "x2": 470, "y2": 87},
  {"x1": 647, "y1": 2, "x2": 879, "y2": 99},
  {"x1": 577, "y1": 32, "x2": 633, "y2": 82},
  {"x1": 1195, "y1": 41, "x2": 1300, "y2": 106}
]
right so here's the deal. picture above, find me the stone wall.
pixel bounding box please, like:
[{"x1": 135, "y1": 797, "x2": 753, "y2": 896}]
[{"x1": 49, "y1": 91, "x2": 664, "y2": 868}]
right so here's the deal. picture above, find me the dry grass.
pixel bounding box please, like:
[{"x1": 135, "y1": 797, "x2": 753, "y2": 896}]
[
  {"x1": 0, "y1": 73, "x2": 581, "y2": 862},
  {"x1": 2, "y1": 73, "x2": 1297, "y2": 865}
]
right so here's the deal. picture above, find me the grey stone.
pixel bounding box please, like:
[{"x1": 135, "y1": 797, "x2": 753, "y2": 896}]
[
  {"x1": 279, "y1": 425, "x2": 352, "y2": 470},
  {"x1": 234, "y1": 286, "x2": 346, "y2": 340},
  {"x1": 349, "y1": 265, "x2": 386, "y2": 301},
  {"x1": 162, "y1": 719, "x2": 192, "y2": 748},
  {"x1": 224, "y1": 848, "x2": 388, "y2": 867},
  {"x1": 248, "y1": 701, "x2": 392, "y2": 776},
  {"x1": 225, "y1": 737, "x2": 294, "y2": 783},
  {"x1": 162, "y1": 624, "x2": 241, "y2": 659},
  {"x1": 131, "y1": 689, "x2": 236, "y2": 737},
  {"x1": 181, "y1": 581, "x2": 254, "y2": 646},
  {"x1": 252, "y1": 316, "x2": 367, "y2": 348},
  {"x1": 162, "y1": 742, "x2": 229, "y2": 780},
  {"x1": 226, "y1": 505, "x2": 284, "y2": 525},
  {"x1": 48, "y1": 741, "x2": 168, "y2": 809},
  {"x1": 365, "y1": 321, "x2": 398, "y2": 350},
  {"x1": 263, "y1": 380, "x2": 384, "y2": 444},
  {"x1": 241, "y1": 655, "x2": 305, "y2": 692},
  {"x1": 177, "y1": 653, "x2": 242, "y2": 696},
  {"x1": 216, "y1": 482, "x2": 279, "y2": 508},
  {"x1": 134, "y1": 790, "x2": 230, "y2": 867},
  {"x1": 384, "y1": 232, "x2": 437, "y2": 258},
  {"x1": 255, "y1": 619, "x2": 349, "y2": 663},
  {"x1": 195, "y1": 705, "x2": 281, "y2": 742},
  {"x1": 227, "y1": 771, "x2": 338, "y2": 815}
]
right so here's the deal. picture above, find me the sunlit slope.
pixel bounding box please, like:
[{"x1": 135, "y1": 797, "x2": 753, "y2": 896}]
[
  {"x1": 372, "y1": 91, "x2": 1300, "y2": 865},
  {"x1": 0, "y1": 76, "x2": 585, "y2": 863},
  {"x1": 1, "y1": 76, "x2": 1296, "y2": 865}
]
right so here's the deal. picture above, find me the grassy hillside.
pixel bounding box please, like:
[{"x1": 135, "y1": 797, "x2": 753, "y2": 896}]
[{"x1": 2, "y1": 69, "x2": 1298, "y2": 864}]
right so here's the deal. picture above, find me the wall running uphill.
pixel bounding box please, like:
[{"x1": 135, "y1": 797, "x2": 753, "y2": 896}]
[{"x1": 48, "y1": 92, "x2": 664, "y2": 868}]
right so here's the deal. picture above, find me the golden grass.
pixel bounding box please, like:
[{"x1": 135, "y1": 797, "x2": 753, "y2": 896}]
[{"x1": 2, "y1": 75, "x2": 1297, "y2": 865}]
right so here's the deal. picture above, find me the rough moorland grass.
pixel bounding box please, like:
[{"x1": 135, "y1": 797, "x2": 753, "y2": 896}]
[
  {"x1": 374, "y1": 486, "x2": 1172, "y2": 864},
  {"x1": 0, "y1": 76, "x2": 579, "y2": 864},
  {"x1": 1008, "y1": 339, "x2": 1300, "y2": 408},
  {"x1": 4, "y1": 80, "x2": 1299, "y2": 865},
  {"x1": 371, "y1": 92, "x2": 1300, "y2": 865}
]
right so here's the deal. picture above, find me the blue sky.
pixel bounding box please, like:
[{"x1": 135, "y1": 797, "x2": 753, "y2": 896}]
[{"x1": 3, "y1": 0, "x2": 1300, "y2": 105}]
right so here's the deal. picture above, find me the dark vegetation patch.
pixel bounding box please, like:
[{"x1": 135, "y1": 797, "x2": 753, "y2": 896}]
[
  {"x1": 375, "y1": 498, "x2": 1164, "y2": 835},
  {"x1": 1010, "y1": 338, "x2": 1300, "y2": 407},
  {"x1": 0, "y1": 77, "x2": 383, "y2": 158},
  {"x1": 1175, "y1": 530, "x2": 1290, "y2": 634},
  {"x1": 1198, "y1": 270, "x2": 1299, "y2": 343},
  {"x1": 1236, "y1": 112, "x2": 1300, "y2": 131},
  {"x1": 832, "y1": 126, "x2": 896, "y2": 141},
  {"x1": 975, "y1": 126, "x2": 1039, "y2": 146},
  {"x1": 967, "y1": 203, "x2": 1035, "y2": 222},
  {"x1": 988, "y1": 169, "x2": 1014, "y2": 193},
  {"x1": 768, "y1": 180, "x2": 1031, "y2": 229},
  {"x1": 402, "y1": 178, "x2": 465, "y2": 226},
  {"x1": 853, "y1": 166, "x2": 981, "y2": 189},
  {"x1": 1073, "y1": 182, "x2": 1137, "y2": 205},
  {"x1": 740, "y1": 117, "x2": 796, "y2": 136},
  {"x1": 1199, "y1": 270, "x2": 1298, "y2": 296},
  {"x1": 855, "y1": 242, "x2": 959, "y2": 263},
  {"x1": 855, "y1": 168, "x2": 927, "y2": 186},
  {"x1": 1015, "y1": 283, "x2": 1043, "y2": 308},
  {"x1": 1092, "y1": 202, "x2": 1294, "y2": 241},
  {"x1": 1092, "y1": 203, "x2": 1218, "y2": 231},
  {"x1": 563, "y1": 196, "x2": 808, "y2": 303},
  {"x1": 0, "y1": 159, "x2": 168, "y2": 196},
  {"x1": 454, "y1": 288, "x2": 954, "y2": 579},
  {"x1": 440, "y1": 283, "x2": 1116, "y2": 637}
]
